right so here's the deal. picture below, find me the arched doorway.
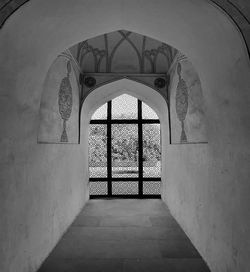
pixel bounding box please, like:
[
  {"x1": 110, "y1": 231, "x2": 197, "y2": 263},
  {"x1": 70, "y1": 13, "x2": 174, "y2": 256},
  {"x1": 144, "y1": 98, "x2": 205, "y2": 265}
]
[
  {"x1": 89, "y1": 93, "x2": 161, "y2": 198},
  {"x1": 81, "y1": 78, "x2": 170, "y2": 200}
]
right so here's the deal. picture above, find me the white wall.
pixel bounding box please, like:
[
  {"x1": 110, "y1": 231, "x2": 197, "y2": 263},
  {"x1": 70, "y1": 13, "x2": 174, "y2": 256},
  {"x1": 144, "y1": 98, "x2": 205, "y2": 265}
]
[{"x1": 0, "y1": 0, "x2": 250, "y2": 272}]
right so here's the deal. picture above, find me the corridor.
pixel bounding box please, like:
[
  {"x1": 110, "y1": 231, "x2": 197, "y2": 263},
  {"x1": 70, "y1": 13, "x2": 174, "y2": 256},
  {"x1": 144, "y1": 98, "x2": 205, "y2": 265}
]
[{"x1": 38, "y1": 200, "x2": 210, "y2": 272}]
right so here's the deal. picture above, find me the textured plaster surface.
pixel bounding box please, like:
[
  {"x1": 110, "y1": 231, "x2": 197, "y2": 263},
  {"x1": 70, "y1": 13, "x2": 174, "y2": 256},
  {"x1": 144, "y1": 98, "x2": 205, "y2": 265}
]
[
  {"x1": 165, "y1": 34, "x2": 250, "y2": 271},
  {"x1": 0, "y1": 1, "x2": 250, "y2": 272}
]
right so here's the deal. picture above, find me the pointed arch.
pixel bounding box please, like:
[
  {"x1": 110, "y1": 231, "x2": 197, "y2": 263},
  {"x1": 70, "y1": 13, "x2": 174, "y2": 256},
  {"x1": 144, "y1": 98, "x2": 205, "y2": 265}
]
[
  {"x1": 80, "y1": 78, "x2": 169, "y2": 198},
  {"x1": 81, "y1": 78, "x2": 169, "y2": 130}
]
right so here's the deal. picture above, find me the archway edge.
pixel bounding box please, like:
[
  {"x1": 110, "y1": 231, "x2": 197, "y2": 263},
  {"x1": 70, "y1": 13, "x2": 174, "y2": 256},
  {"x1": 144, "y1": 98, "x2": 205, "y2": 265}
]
[
  {"x1": 0, "y1": 0, "x2": 249, "y2": 101},
  {"x1": 81, "y1": 75, "x2": 169, "y2": 106},
  {"x1": 81, "y1": 78, "x2": 169, "y2": 199},
  {"x1": 81, "y1": 78, "x2": 168, "y2": 127}
]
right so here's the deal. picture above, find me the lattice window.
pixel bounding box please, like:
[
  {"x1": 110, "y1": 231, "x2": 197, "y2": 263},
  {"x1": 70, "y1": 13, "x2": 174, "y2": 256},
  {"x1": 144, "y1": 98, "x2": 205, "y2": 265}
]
[
  {"x1": 143, "y1": 124, "x2": 161, "y2": 178},
  {"x1": 89, "y1": 94, "x2": 161, "y2": 198}
]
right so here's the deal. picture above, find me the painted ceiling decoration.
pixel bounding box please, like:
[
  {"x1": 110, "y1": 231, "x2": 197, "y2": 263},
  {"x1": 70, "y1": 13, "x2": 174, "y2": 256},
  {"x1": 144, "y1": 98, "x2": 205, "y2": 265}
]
[
  {"x1": 61, "y1": 30, "x2": 180, "y2": 108},
  {"x1": 68, "y1": 30, "x2": 178, "y2": 74},
  {"x1": 53, "y1": 30, "x2": 180, "y2": 108}
]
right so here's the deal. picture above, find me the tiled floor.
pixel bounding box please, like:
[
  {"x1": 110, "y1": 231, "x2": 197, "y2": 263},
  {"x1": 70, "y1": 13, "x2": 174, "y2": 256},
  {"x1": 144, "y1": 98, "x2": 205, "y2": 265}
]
[{"x1": 38, "y1": 199, "x2": 210, "y2": 272}]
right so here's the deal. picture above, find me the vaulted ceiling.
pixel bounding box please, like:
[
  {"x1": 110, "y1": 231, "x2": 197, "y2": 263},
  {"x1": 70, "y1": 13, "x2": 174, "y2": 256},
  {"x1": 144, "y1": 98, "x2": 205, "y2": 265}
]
[
  {"x1": 0, "y1": 0, "x2": 250, "y2": 57},
  {"x1": 67, "y1": 30, "x2": 178, "y2": 74},
  {"x1": 1, "y1": 0, "x2": 250, "y2": 27}
]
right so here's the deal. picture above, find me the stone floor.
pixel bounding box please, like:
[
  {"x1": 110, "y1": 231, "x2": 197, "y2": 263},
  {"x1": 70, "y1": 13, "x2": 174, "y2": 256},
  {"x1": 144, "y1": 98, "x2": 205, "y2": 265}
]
[{"x1": 38, "y1": 199, "x2": 210, "y2": 272}]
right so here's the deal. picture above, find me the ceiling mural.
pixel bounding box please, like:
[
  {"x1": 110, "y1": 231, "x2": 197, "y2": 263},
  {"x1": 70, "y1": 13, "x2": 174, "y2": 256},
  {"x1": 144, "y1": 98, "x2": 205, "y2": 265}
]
[{"x1": 68, "y1": 30, "x2": 178, "y2": 74}]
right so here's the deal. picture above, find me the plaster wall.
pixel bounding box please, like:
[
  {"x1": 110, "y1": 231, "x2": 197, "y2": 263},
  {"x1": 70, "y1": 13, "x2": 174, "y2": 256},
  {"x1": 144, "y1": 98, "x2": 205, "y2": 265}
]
[{"x1": 0, "y1": 1, "x2": 250, "y2": 272}]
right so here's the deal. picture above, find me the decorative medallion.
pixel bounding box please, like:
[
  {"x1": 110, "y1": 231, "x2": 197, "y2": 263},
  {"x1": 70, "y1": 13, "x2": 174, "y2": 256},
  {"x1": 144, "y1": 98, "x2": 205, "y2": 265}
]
[
  {"x1": 175, "y1": 63, "x2": 188, "y2": 143},
  {"x1": 154, "y1": 78, "x2": 166, "y2": 88},
  {"x1": 84, "y1": 76, "x2": 96, "y2": 88},
  {"x1": 58, "y1": 61, "x2": 73, "y2": 142}
]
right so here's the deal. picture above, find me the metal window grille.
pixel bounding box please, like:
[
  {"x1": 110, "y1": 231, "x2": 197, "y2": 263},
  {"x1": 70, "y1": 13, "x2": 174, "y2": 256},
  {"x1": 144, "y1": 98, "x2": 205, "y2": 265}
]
[{"x1": 89, "y1": 96, "x2": 161, "y2": 198}]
